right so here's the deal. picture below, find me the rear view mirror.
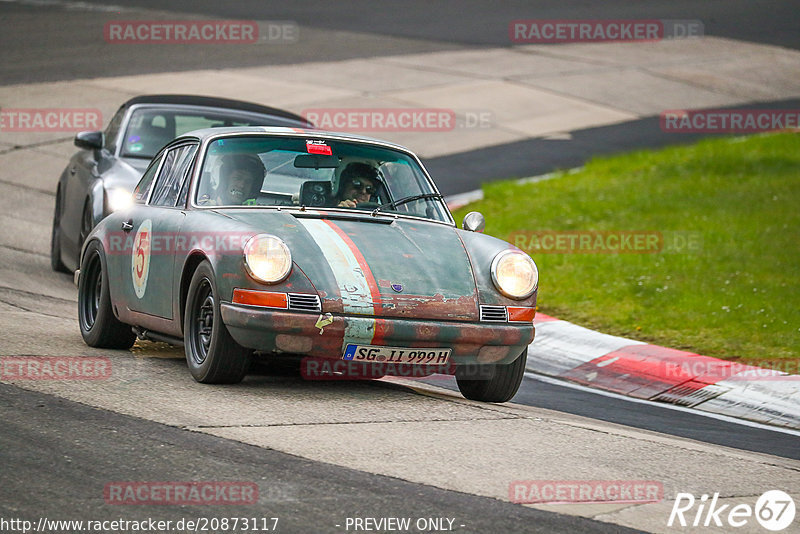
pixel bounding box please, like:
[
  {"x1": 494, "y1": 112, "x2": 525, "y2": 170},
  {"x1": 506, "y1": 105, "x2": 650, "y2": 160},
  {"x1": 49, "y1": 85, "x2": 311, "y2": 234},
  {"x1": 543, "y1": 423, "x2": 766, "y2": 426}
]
[
  {"x1": 462, "y1": 211, "x2": 485, "y2": 233},
  {"x1": 294, "y1": 154, "x2": 339, "y2": 169},
  {"x1": 74, "y1": 130, "x2": 103, "y2": 150}
]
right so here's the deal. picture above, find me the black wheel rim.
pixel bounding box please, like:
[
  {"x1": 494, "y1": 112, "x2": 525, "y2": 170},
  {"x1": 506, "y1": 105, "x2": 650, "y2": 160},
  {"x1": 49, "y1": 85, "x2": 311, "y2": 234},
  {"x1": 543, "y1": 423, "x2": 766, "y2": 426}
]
[
  {"x1": 190, "y1": 278, "x2": 214, "y2": 365},
  {"x1": 80, "y1": 252, "x2": 101, "y2": 330}
]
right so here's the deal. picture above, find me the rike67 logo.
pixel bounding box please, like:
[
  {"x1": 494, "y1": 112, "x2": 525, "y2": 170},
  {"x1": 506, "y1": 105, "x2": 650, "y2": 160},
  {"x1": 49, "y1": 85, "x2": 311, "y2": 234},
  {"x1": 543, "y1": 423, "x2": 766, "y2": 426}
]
[{"x1": 668, "y1": 490, "x2": 796, "y2": 531}]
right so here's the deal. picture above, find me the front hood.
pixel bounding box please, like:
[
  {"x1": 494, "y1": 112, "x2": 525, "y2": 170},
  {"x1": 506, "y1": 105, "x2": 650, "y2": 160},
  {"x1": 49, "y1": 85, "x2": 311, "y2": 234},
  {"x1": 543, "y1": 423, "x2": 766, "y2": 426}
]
[
  {"x1": 102, "y1": 156, "x2": 150, "y2": 193},
  {"x1": 121, "y1": 156, "x2": 151, "y2": 173},
  {"x1": 223, "y1": 211, "x2": 478, "y2": 321}
]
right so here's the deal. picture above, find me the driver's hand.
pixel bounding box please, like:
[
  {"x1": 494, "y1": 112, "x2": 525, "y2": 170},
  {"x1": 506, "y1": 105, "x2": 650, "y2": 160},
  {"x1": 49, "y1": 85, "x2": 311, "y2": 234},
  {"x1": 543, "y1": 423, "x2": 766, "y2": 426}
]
[{"x1": 337, "y1": 199, "x2": 357, "y2": 208}]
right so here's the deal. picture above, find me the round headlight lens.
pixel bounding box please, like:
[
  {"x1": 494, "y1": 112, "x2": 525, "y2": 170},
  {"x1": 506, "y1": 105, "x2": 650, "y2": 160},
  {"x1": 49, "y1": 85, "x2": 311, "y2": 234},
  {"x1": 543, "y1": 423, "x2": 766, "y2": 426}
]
[
  {"x1": 243, "y1": 234, "x2": 292, "y2": 284},
  {"x1": 491, "y1": 250, "x2": 538, "y2": 299}
]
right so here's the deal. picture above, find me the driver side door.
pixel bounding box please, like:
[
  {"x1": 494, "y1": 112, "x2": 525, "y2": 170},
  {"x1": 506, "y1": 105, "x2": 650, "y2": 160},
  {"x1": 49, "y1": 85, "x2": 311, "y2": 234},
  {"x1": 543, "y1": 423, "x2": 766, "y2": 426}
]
[{"x1": 115, "y1": 142, "x2": 198, "y2": 322}]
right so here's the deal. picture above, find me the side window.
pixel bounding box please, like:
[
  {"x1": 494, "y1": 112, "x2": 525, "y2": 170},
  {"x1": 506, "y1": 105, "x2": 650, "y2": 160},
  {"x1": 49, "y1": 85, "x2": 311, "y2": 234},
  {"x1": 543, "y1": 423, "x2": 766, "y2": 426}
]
[
  {"x1": 150, "y1": 144, "x2": 198, "y2": 207},
  {"x1": 133, "y1": 153, "x2": 164, "y2": 204},
  {"x1": 103, "y1": 108, "x2": 125, "y2": 153},
  {"x1": 176, "y1": 149, "x2": 199, "y2": 207}
]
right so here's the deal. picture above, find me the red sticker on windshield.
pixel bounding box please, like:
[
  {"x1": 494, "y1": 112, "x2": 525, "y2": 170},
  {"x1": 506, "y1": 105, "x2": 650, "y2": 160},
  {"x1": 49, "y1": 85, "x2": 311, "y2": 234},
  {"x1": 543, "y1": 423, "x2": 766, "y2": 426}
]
[{"x1": 306, "y1": 140, "x2": 332, "y2": 155}]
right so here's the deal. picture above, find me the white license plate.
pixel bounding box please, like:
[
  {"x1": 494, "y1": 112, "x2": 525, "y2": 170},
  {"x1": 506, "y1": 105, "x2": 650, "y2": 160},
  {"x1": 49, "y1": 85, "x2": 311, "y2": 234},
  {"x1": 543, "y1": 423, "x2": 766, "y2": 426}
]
[{"x1": 343, "y1": 344, "x2": 451, "y2": 365}]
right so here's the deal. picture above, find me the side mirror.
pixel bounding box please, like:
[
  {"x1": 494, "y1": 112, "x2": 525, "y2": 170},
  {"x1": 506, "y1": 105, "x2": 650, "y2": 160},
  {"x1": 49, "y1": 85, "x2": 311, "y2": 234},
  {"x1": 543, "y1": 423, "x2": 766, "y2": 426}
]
[
  {"x1": 74, "y1": 130, "x2": 103, "y2": 150},
  {"x1": 462, "y1": 211, "x2": 485, "y2": 233}
]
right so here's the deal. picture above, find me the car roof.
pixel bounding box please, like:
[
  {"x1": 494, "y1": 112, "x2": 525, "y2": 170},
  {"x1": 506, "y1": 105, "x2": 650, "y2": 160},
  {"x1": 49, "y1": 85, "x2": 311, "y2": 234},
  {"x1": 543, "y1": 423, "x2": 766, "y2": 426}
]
[
  {"x1": 176, "y1": 126, "x2": 415, "y2": 153},
  {"x1": 120, "y1": 94, "x2": 310, "y2": 126}
]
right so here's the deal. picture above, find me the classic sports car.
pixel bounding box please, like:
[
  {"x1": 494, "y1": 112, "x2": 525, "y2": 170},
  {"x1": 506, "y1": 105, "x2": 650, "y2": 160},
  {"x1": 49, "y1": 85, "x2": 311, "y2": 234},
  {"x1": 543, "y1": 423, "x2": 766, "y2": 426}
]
[
  {"x1": 51, "y1": 94, "x2": 312, "y2": 274},
  {"x1": 77, "y1": 127, "x2": 538, "y2": 402}
]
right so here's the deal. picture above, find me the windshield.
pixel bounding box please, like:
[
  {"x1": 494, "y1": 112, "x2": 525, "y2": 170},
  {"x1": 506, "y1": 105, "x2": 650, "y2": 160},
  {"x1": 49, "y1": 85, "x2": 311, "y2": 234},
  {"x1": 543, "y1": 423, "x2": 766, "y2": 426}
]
[
  {"x1": 121, "y1": 107, "x2": 279, "y2": 159},
  {"x1": 194, "y1": 135, "x2": 451, "y2": 223}
]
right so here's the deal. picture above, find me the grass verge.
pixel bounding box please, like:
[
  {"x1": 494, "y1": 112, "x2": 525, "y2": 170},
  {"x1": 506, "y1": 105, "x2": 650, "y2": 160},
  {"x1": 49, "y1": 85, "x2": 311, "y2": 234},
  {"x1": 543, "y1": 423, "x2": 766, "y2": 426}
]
[{"x1": 452, "y1": 133, "x2": 799, "y2": 367}]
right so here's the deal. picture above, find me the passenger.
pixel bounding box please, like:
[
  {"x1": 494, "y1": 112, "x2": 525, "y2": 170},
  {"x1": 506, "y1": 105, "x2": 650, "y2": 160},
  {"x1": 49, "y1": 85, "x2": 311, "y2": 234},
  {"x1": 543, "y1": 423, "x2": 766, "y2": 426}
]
[{"x1": 335, "y1": 162, "x2": 378, "y2": 208}]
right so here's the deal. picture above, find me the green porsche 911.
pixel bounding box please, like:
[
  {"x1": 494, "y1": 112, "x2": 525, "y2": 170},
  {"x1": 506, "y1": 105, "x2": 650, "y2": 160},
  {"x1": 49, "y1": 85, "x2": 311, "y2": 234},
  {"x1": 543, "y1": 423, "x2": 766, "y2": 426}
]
[{"x1": 77, "y1": 127, "x2": 538, "y2": 402}]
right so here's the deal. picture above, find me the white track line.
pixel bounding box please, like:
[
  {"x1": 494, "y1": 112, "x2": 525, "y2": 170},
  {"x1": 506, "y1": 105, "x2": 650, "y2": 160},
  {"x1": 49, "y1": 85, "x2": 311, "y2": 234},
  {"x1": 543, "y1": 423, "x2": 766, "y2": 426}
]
[{"x1": 526, "y1": 372, "x2": 800, "y2": 437}]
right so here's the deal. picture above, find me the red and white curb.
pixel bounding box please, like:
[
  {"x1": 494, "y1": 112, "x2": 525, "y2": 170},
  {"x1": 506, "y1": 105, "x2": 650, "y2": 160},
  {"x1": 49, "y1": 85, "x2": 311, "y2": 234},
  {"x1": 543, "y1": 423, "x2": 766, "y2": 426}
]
[{"x1": 528, "y1": 314, "x2": 800, "y2": 430}]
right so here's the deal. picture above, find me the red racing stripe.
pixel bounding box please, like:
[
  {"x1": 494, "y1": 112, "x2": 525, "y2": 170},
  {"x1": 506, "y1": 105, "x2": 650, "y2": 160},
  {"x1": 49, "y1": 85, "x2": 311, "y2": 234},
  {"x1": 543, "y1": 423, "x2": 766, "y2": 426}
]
[
  {"x1": 322, "y1": 220, "x2": 386, "y2": 343},
  {"x1": 322, "y1": 220, "x2": 382, "y2": 305}
]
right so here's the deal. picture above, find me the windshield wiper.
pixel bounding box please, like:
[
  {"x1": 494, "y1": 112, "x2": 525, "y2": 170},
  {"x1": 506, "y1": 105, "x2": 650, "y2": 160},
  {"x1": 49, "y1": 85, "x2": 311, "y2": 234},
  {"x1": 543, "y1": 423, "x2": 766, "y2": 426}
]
[{"x1": 371, "y1": 193, "x2": 443, "y2": 216}]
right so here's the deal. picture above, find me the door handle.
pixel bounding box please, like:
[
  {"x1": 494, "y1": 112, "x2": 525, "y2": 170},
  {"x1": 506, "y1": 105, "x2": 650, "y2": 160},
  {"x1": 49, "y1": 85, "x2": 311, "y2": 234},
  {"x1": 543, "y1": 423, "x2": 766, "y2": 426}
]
[{"x1": 121, "y1": 219, "x2": 133, "y2": 232}]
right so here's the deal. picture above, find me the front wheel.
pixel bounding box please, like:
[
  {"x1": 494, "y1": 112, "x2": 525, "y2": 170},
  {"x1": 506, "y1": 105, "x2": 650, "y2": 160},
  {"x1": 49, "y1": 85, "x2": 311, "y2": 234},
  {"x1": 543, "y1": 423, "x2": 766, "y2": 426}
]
[
  {"x1": 78, "y1": 240, "x2": 136, "y2": 349},
  {"x1": 456, "y1": 348, "x2": 527, "y2": 403},
  {"x1": 184, "y1": 260, "x2": 250, "y2": 383}
]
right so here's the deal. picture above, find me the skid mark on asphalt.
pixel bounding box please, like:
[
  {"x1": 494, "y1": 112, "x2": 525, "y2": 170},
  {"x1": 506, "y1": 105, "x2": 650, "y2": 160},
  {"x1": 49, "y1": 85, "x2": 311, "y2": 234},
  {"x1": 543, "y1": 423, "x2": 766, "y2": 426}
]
[
  {"x1": 0, "y1": 243, "x2": 49, "y2": 258},
  {"x1": 0, "y1": 136, "x2": 73, "y2": 156},
  {"x1": 0, "y1": 285, "x2": 75, "y2": 319}
]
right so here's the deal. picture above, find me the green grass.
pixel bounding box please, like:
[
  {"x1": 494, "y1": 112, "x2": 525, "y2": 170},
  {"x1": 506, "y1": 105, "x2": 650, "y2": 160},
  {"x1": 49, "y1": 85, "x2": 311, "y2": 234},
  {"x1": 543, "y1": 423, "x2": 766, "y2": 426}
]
[{"x1": 453, "y1": 133, "x2": 800, "y2": 365}]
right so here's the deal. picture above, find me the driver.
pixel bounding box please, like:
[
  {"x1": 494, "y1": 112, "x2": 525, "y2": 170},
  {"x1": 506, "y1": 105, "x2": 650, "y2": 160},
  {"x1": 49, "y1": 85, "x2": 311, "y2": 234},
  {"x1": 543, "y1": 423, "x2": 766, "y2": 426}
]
[
  {"x1": 205, "y1": 154, "x2": 265, "y2": 206},
  {"x1": 335, "y1": 162, "x2": 378, "y2": 208}
]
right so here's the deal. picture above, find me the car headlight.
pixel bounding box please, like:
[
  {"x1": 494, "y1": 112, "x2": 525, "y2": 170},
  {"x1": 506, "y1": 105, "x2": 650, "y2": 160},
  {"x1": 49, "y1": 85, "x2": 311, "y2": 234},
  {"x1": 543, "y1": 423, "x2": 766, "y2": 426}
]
[
  {"x1": 491, "y1": 250, "x2": 538, "y2": 299},
  {"x1": 243, "y1": 234, "x2": 292, "y2": 284},
  {"x1": 107, "y1": 187, "x2": 133, "y2": 212}
]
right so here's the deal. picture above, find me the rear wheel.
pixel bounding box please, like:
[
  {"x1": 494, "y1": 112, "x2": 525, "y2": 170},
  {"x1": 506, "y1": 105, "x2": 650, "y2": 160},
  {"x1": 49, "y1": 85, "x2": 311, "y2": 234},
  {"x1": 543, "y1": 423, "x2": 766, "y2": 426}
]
[
  {"x1": 78, "y1": 240, "x2": 136, "y2": 349},
  {"x1": 50, "y1": 190, "x2": 69, "y2": 273},
  {"x1": 184, "y1": 261, "x2": 250, "y2": 383},
  {"x1": 456, "y1": 348, "x2": 527, "y2": 403}
]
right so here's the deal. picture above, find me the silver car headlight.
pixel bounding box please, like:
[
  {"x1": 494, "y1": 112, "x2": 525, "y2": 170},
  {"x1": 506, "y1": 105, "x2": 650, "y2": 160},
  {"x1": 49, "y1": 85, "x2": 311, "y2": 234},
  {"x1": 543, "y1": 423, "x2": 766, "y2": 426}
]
[
  {"x1": 243, "y1": 234, "x2": 292, "y2": 284},
  {"x1": 491, "y1": 250, "x2": 538, "y2": 299}
]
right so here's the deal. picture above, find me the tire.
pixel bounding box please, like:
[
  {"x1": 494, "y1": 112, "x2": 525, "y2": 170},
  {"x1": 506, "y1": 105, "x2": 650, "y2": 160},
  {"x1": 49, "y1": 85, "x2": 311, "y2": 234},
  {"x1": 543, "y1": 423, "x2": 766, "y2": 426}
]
[
  {"x1": 78, "y1": 240, "x2": 136, "y2": 349},
  {"x1": 456, "y1": 348, "x2": 527, "y2": 403},
  {"x1": 50, "y1": 192, "x2": 70, "y2": 273},
  {"x1": 184, "y1": 260, "x2": 250, "y2": 384}
]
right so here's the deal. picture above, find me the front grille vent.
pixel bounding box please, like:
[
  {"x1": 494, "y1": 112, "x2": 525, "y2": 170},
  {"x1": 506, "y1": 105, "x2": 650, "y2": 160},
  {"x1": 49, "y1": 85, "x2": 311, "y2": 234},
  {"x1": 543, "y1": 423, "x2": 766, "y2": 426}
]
[
  {"x1": 288, "y1": 293, "x2": 322, "y2": 312},
  {"x1": 480, "y1": 305, "x2": 508, "y2": 322}
]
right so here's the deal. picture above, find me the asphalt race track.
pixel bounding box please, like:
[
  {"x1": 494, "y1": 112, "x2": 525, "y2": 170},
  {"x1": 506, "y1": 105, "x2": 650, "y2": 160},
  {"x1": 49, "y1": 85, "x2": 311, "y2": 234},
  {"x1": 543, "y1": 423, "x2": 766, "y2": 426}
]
[
  {"x1": 1, "y1": 2, "x2": 799, "y2": 533},
  {"x1": 2, "y1": 0, "x2": 798, "y2": 85},
  {"x1": 1, "y1": 383, "x2": 632, "y2": 533}
]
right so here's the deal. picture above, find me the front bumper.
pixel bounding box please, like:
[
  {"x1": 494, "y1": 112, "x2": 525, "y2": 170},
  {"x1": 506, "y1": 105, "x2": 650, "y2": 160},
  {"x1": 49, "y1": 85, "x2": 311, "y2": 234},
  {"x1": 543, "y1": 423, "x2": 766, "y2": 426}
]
[{"x1": 220, "y1": 303, "x2": 534, "y2": 365}]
